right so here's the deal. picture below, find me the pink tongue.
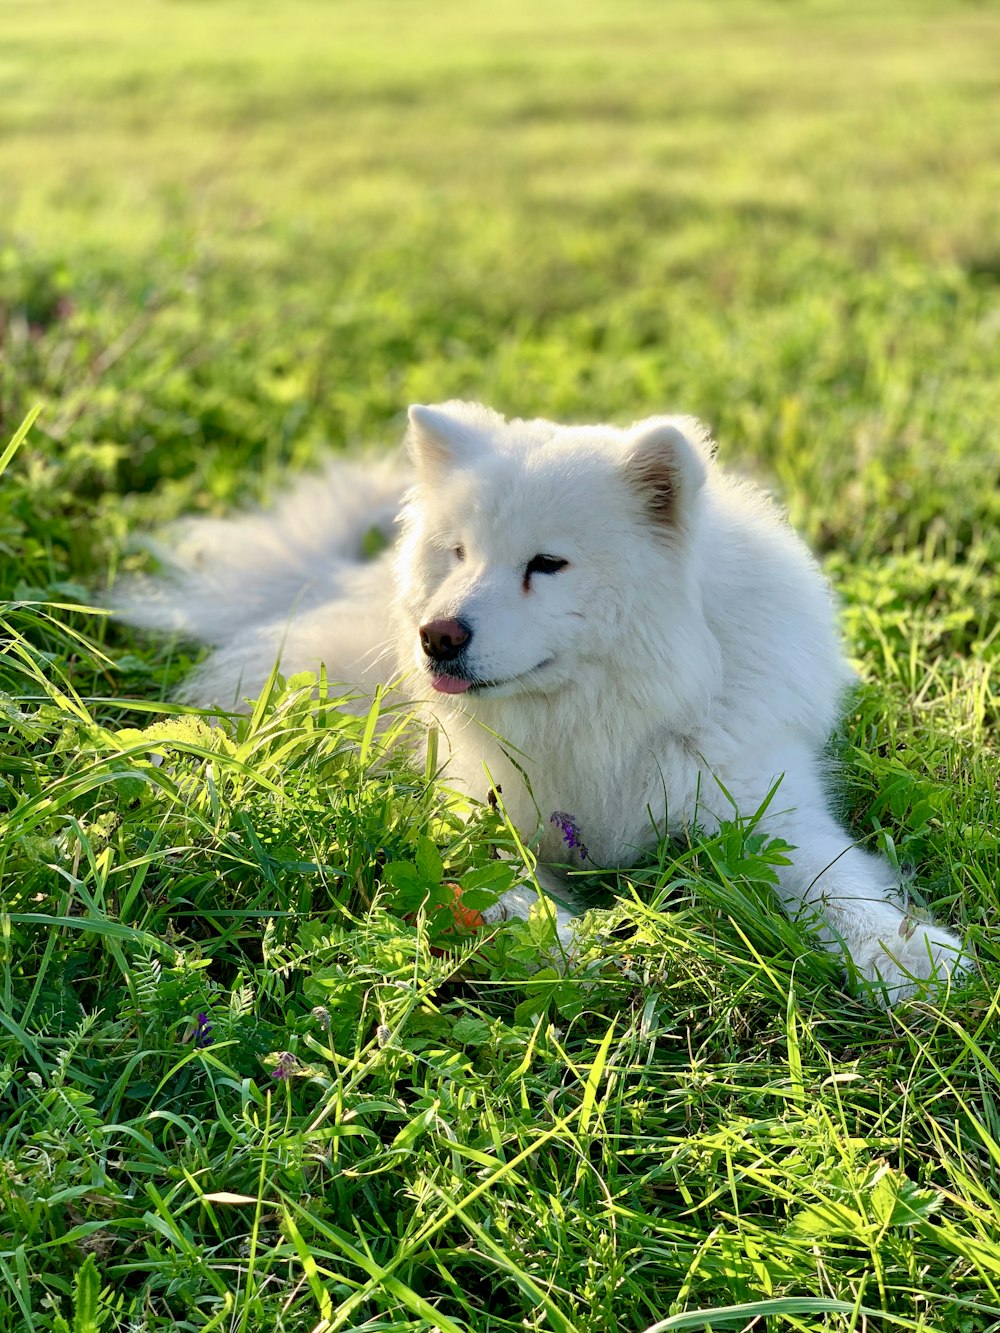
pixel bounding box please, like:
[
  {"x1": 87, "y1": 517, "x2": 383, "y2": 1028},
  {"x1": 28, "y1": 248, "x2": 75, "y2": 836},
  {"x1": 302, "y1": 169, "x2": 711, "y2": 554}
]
[{"x1": 432, "y1": 673, "x2": 472, "y2": 695}]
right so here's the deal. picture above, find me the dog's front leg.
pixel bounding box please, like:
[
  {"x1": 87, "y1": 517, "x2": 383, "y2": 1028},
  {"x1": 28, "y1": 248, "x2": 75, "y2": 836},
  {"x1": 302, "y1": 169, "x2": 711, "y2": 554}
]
[
  {"x1": 757, "y1": 753, "x2": 970, "y2": 1003},
  {"x1": 481, "y1": 868, "x2": 580, "y2": 954}
]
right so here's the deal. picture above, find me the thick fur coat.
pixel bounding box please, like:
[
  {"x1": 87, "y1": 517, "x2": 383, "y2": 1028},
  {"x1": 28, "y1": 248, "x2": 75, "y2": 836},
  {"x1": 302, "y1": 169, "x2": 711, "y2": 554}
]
[{"x1": 115, "y1": 402, "x2": 969, "y2": 1002}]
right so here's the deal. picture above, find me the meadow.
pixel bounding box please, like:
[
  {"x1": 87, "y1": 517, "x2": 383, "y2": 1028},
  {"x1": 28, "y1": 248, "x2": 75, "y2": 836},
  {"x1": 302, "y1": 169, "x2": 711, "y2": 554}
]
[{"x1": 1, "y1": 0, "x2": 999, "y2": 1328}]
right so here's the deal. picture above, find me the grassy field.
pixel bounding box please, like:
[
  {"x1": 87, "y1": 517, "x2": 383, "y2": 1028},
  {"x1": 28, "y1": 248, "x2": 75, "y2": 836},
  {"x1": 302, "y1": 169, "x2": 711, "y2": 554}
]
[{"x1": 1, "y1": 0, "x2": 999, "y2": 1329}]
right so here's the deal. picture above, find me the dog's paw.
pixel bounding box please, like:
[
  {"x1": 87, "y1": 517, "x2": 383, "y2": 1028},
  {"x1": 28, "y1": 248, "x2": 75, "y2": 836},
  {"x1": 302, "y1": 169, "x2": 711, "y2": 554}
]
[
  {"x1": 855, "y1": 914, "x2": 972, "y2": 1006},
  {"x1": 481, "y1": 885, "x2": 579, "y2": 955}
]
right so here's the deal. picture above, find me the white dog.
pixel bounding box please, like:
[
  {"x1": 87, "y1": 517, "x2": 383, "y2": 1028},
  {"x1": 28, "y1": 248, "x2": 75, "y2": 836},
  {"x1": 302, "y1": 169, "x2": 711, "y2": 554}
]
[{"x1": 116, "y1": 401, "x2": 969, "y2": 1002}]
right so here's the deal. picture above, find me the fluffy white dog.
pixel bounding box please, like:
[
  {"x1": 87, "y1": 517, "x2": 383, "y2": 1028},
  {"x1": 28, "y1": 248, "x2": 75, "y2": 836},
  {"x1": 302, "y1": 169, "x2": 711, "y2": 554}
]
[{"x1": 116, "y1": 401, "x2": 969, "y2": 1002}]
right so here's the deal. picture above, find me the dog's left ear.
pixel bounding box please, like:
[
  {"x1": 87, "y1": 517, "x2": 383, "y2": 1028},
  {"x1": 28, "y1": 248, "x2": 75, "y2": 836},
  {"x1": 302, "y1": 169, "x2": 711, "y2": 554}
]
[{"x1": 623, "y1": 417, "x2": 710, "y2": 529}]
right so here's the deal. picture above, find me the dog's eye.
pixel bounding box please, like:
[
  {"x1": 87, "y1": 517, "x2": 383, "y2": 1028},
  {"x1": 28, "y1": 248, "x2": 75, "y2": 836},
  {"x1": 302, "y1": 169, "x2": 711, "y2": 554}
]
[{"x1": 524, "y1": 553, "x2": 569, "y2": 582}]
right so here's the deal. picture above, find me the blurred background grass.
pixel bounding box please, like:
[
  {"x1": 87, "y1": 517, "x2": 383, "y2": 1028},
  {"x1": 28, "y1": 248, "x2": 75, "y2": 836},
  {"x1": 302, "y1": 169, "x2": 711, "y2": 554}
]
[{"x1": 2, "y1": 0, "x2": 998, "y2": 554}]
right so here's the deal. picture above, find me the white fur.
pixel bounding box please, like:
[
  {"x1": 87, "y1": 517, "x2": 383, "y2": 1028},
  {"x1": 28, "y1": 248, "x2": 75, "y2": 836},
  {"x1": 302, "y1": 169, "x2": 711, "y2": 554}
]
[{"x1": 112, "y1": 401, "x2": 970, "y2": 1003}]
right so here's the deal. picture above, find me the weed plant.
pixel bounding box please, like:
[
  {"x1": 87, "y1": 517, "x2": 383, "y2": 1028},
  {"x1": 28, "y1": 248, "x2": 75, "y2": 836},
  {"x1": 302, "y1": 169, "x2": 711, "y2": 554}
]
[{"x1": 0, "y1": 1, "x2": 998, "y2": 1329}]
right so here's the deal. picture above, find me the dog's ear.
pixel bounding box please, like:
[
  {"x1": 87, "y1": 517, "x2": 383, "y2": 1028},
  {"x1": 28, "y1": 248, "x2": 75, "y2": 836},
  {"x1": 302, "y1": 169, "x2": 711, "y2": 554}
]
[
  {"x1": 407, "y1": 404, "x2": 486, "y2": 474},
  {"x1": 623, "y1": 417, "x2": 711, "y2": 529}
]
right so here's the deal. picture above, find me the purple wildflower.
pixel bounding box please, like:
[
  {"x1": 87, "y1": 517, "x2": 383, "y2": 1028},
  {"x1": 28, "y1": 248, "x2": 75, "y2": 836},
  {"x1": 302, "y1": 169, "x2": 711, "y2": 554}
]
[
  {"x1": 194, "y1": 1012, "x2": 213, "y2": 1049},
  {"x1": 550, "y1": 811, "x2": 588, "y2": 861},
  {"x1": 271, "y1": 1051, "x2": 299, "y2": 1081}
]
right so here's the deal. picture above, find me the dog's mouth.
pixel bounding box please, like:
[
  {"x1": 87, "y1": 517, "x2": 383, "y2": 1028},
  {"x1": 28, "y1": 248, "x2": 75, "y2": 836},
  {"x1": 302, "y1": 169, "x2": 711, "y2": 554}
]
[
  {"x1": 431, "y1": 672, "x2": 475, "y2": 696},
  {"x1": 430, "y1": 657, "x2": 555, "y2": 696}
]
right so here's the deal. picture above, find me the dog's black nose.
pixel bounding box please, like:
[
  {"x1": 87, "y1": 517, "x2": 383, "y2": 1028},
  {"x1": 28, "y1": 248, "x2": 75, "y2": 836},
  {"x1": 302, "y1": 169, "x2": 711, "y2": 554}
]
[{"x1": 419, "y1": 618, "x2": 472, "y2": 662}]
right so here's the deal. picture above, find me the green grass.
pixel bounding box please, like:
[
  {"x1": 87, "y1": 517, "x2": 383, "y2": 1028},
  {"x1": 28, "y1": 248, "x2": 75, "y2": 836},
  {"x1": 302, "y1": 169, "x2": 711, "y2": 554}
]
[{"x1": 1, "y1": 0, "x2": 999, "y2": 1328}]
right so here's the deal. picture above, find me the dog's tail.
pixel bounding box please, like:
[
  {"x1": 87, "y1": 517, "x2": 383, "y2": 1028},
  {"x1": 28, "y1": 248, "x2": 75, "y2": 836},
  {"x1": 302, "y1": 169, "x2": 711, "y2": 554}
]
[{"x1": 109, "y1": 454, "x2": 409, "y2": 692}]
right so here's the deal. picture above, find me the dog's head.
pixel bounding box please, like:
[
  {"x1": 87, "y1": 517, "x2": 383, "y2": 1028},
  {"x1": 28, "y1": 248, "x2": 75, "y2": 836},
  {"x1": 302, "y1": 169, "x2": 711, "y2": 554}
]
[{"x1": 394, "y1": 401, "x2": 716, "y2": 708}]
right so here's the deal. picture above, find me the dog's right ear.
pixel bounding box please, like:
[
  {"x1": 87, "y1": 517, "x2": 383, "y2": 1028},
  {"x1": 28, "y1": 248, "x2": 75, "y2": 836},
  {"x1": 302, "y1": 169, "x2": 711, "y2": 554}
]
[{"x1": 407, "y1": 404, "x2": 486, "y2": 475}]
